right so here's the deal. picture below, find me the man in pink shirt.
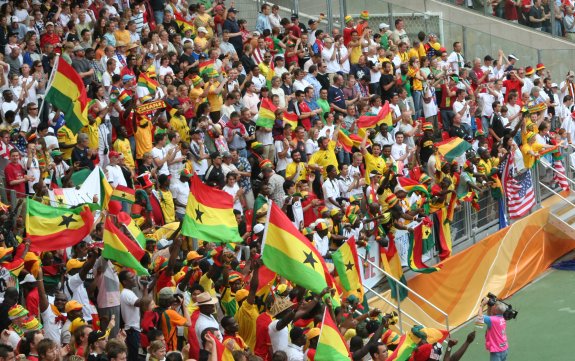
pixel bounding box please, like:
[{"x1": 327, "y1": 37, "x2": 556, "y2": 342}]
[{"x1": 478, "y1": 297, "x2": 509, "y2": 361}]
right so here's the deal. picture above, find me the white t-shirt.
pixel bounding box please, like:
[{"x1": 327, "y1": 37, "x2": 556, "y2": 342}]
[
  {"x1": 453, "y1": 100, "x2": 471, "y2": 127},
  {"x1": 106, "y1": 164, "x2": 127, "y2": 187},
  {"x1": 120, "y1": 288, "x2": 141, "y2": 331},
  {"x1": 151, "y1": 146, "x2": 170, "y2": 175},
  {"x1": 391, "y1": 142, "x2": 408, "y2": 161},
  {"x1": 268, "y1": 319, "x2": 289, "y2": 353},
  {"x1": 64, "y1": 273, "x2": 92, "y2": 322},
  {"x1": 223, "y1": 183, "x2": 242, "y2": 213},
  {"x1": 41, "y1": 305, "x2": 63, "y2": 344},
  {"x1": 322, "y1": 47, "x2": 339, "y2": 74},
  {"x1": 21, "y1": 156, "x2": 40, "y2": 191},
  {"x1": 170, "y1": 179, "x2": 190, "y2": 215},
  {"x1": 20, "y1": 115, "x2": 40, "y2": 133},
  {"x1": 322, "y1": 178, "x2": 341, "y2": 209}
]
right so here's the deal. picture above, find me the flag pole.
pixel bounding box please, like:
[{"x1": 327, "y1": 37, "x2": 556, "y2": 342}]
[
  {"x1": 259, "y1": 199, "x2": 273, "y2": 256},
  {"x1": 38, "y1": 54, "x2": 60, "y2": 117}
]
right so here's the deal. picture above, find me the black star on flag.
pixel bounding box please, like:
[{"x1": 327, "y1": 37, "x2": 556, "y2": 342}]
[
  {"x1": 59, "y1": 214, "x2": 77, "y2": 228},
  {"x1": 423, "y1": 226, "x2": 432, "y2": 239},
  {"x1": 345, "y1": 261, "x2": 354, "y2": 271},
  {"x1": 121, "y1": 192, "x2": 127, "y2": 198},
  {"x1": 195, "y1": 206, "x2": 204, "y2": 223},
  {"x1": 303, "y1": 251, "x2": 317, "y2": 269}
]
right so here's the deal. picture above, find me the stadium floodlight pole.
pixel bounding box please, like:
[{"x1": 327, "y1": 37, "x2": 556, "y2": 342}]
[{"x1": 38, "y1": 53, "x2": 61, "y2": 119}]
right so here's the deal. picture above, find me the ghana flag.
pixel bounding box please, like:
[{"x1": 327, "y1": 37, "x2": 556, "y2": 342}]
[
  {"x1": 26, "y1": 198, "x2": 94, "y2": 252},
  {"x1": 436, "y1": 137, "x2": 472, "y2": 161},
  {"x1": 356, "y1": 101, "x2": 392, "y2": 128},
  {"x1": 174, "y1": 12, "x2": 194, "y2": 32},
  {"x1": 381, "y1": 233, "x2": 408, "y2": 301},
  {"x1": 44, "y1": 56, "x2": 88, "y2": 134},
  {"x1": 315, "y1": 308, "x2": 351, "y2": 361},
  {"x1": 117, "y1": 211, "x2": 146, "y2": 248},
  {"x1": 408, "y1": 218, "x2": 441, "y2": 273},
  {"x1": 332, "y1": 236, "x2": 364, "y2": 301},
  {"x1": 283, "y1": 111, "x2": 298, "y2": 129},
  {"x1": 110, "y1": 185, "x2": 135, "y2": 204},
  {"x1": 137, "y1": 72, "x2": 159, "y2": 95},
  {"x1": 397, "y1": 176, "x2": 430, "y2": 197},
  {"x1": 103, "y1": 217, "x2": 148, "y2": 275},
  {"x1": 387, "y1": 332, "x2": 419, "y2": 361},
  {"x1": 199, "y1": 59, "x2": 215, "y2": 76},
  {"x1": 256, "y1": 97, "x2": 276, "y2": 128},
  {"x1": 262, "y1": 201, "x2": 329, "y2": 293},
  {"x1": 182, "y1": 175, "x2": 242, "y2": 243},
  {"x1": 337, "y1": 129, "x2": 365, "y2": 153}
]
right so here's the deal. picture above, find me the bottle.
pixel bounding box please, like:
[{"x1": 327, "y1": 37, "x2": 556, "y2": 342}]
[{"x1": 474, "y1": 314, "x2": 485, "y2": 329}]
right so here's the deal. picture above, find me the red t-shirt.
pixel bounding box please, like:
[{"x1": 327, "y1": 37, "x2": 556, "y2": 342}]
[
  {"x1": 253, "y1": 312, "x2": 273, "y2": 361},
  {"x1": 297, "y1": 101, "x2": 312, "y2": 130},
  {"x1": 343, "y1": 26, "x2": 355, "y2": 46},
  {"x1": 4, "y1": 162, "x2": 26, "y2": 196},
  {"x1": 26, "y1": 288, "x2": 40, "y2": 318},
  {"x1": 439, "y1": 84, "x2": 456, "y2": 110},
  {"x1": 503, "y1": 79, "x2": 523, "y2": 102}
]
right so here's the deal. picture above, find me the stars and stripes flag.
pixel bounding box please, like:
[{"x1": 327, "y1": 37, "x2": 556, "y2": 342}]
[
  {"x1": 501, "y1": 152, "x2": 535, "y2": 219},
  {"x1": 552, "y1": 155, "x2": 570, "y2": 192}
]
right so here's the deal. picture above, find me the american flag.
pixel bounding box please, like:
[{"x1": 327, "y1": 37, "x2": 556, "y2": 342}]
[
  {"x1": 502, "y1": 152, "x2": 536, "y2": 219},
  {"x1": 553, "y1": 159, "x2": 570, "y2": 192}
]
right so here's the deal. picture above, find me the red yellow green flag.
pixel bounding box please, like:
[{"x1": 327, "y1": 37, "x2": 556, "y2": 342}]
[
  {"x1": 408, "y1": 218, "x2": 441, "y2": 273},
  {"x1": 256, "y1": 97, "x2": 276, "y2": 128},
  {"x1": 315, "y1": 308, "x2": 350, "y2": 361},
  {"x1": 103, "y1": 217, "x2": 148, "y2": 275},
  {"x1": 199, "y1": 59, "x2": 215, "y2": 76},
  {"x1": 331, "y1": 236, "x2": 364, "y2": 301},
  {"x1": 26, "y1": 198, "x2": 94, "y2": 252},
  {"x1": 397, "y1": 176, "x2": 430, "y2": 197},
  {"x1": 436, "y1": 136, "x2": 472, "y2": 161},
  {"x1": 380, "y1": 233, "x2": 408, "y2": 301},
  {"x1": 337, "y1": 128, "x2": 366, "y2": 153},
  {"x1": 181, "y1": 175, "x2": 242, "y2": 243},
  {"x1": 110, "y1": 185, "x2": 135, "y2": 204},
  {"x1": 117, "y1": 211, "x2": 146, "y2": 248},
  {"x1": 174, "y1": 13, "x2": 194, "y2": 32},
  {"x1": 262, "y1": 201, "x2": 330, "y2": 293},
  {"x1": 44, "y1": 57, "x2": 89, "y2": 134},
  {"x1": 137, "y1": 72, "x2": 159, "y2": 95},
  {"x1": 283, "y1": 111, "x2": 298, "y2": 129},
  {"x1": 388, "y1": 327, "x2": 449, "y2": 361},
  {"x1": 357, "y1": 101, "x2": 392, "y2": 128}
]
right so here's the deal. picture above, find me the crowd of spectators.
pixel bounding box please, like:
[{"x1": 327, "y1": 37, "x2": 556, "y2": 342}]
[{"x1": 0, "y1": 1, "x2": 568, "y2": 361}]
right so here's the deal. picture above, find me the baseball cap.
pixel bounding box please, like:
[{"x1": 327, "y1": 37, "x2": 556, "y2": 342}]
[
  {"x1": 379, "y1": 22, "x2": 389, "y2": 30},
  {"x1": 484, "y1": 55, "x2": 494, "y2": 61},
  {"x1": 228, "y1": 7, "x2": 239, "y2": 13},
  {"x1": 20, "y1": 274, "x2": 37, "y2": 284},
  {"x1": 308, "y1": 19, "x2": 318, "y2": 25},
  {"x1": 10, "y1": 16, "x2": 18, "y2": 23}
]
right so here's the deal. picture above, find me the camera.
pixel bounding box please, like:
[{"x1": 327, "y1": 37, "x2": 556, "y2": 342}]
[
  {"x1": 382, "y1": 311, "x2": 399, "y2": 325},
  {"x1": 486, "y1": 293, "x2": 518, "y2": 320}
]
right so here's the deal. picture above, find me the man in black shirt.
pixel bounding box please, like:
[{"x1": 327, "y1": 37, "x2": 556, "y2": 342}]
[
  {"x1": 72, "y1": 133, "x2": 95, "y2": 170},
  {"x1": 489, "y1": 101, "x2": 506, "y2": 141},
  {"x1": 223, "y1": 9, "x2": 243, "y2": 57},
  {"x1": 162, "y1": 11, "x2": 180, "y2": 37},
  {"x1": 204, "y1": 152, "x2": 225, "y2": 188},
  {"x1": 379, "y1": 61, "x2": 397, "y2": 102},
  {"x1": 449, "y1": 114, "x2": 469, "y2": 140}
]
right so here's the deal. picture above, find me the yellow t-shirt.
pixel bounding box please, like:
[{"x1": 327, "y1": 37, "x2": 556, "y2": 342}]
[
  {"x1": 113, "y1": 137, "x2": 135, "y2": 169},
  {"x1": 521, "y1": 142, "x2": 544, "y2": 169},
  {"x1": 408, "y1": 47, "x2": 419, "y2": 60},
  {"x1": 189, "y1": 87, "x2": 205, "y2": 111},
  {"x1": 114, "y1": 30, "x2": 131, "y2": 45},
  {"x1": 205, "y1": 82, "x2": 223, "y2": 112},
  {"x1": 194, "y1": 36, "x2": 208, "y2": 51},
  {"x1": 364, "y1": 152, "x2": 387, "y2": 183},
  {"x1": 159, "y1": 189, "x2": 175, "y2": 223},
  {"x1": 285, "y1": 161, "x2": 308, "y2": 182},
  {"x1": 199, "y1": 273, "x2": 215, "y2": 296},
  {"x1": 57, "y1": 126, "x2": 77, "y2": 161},
  {"x1": 134, "y1": 120, "x2": 153, "y2": 160},
  {"x1": 235, "y1": 301, "x2": 259, "y2": 351},
  {"x1": 350, "y1": 45, "x2": 362, "y2": 65},
  {"x1": 82, "y1": 117, "x2": 101, "y2": 150},
  {"x1": 169, "y1": 113, "x2": 190, "y2": 143},
  {"x1": 408, "y1": 67, "x2": 423, "y2": 91},
  {"x1": 308, "y1": 140, "x2": 338, "y2": 177},
  {"x1": 194, "y1": 14, "x2": 214, "y2": 39}
]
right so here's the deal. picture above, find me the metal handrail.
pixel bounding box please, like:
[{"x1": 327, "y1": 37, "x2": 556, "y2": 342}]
[
  {"x1": 362, "y1": 283, "x2": 425, "y2": 333},
  {"x1": 537, "y1": 158, "x2": 575, "y2": 189},
  {"x1": 358, "y1": 253, "x2": 450, "y2": 331},
  {"x1": 538, "y1": 181, "x2": 575, "y2": 208}
]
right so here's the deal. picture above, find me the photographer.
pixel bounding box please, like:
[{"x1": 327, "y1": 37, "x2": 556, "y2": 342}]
[{"x1": 477, "y1": 296, "x2": 509, "y2": 361}]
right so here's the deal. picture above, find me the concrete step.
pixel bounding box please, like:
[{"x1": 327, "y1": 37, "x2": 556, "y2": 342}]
[{"x1": 548, "y1": 213, "x2": 575, "y2": 240}]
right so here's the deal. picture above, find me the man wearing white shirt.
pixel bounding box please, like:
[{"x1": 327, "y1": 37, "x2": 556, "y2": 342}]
[
  {"x1": 447, "y1": 42, "x2": 464, "y2": 74},
  {"x1": 170, "y1": 170, "x2": 192, "y2": 221},
  {"x1": 452, "y1": 89, "x2": 472, "y2": 136},
  {"x1": 151, "y1": 133, "x2": 175, "y2": 176},
  {"x1": 165, "y1": 132, "x2": 184, "y2": 180},
  {"x1": 321, "y1": 37, "x2": 339, "y2": 78},
  {"x1": 106, "y1": 151, "x2": 127, "y2": 187},
  {"x1": 292, "y1": 68, "x2": 311, "y2": 92},
  {"x1": 119, "y1": 270, "x2": 145, "y2": 361},
  {"x1": 285, "y1": 327, "x2": 307, "y2": 361},
  {"x1": 322, "y1": 164, "x2": 342, "y2": 210}
]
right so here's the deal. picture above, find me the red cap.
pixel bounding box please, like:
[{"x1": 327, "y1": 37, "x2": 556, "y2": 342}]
[
  {"x1": 536, "y1": 63, "x2": 545, "y2": 71},
  {"x1": 525, "y1": 66, "x2": 535, "y2": 76},
  {"x1": 109, "y1": 150, "x2": 121, "y2": 158}
]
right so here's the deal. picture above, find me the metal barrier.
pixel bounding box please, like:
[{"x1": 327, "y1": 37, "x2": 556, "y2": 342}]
[{"x1": 358, "y1": 252, "x2": 451, "y2": 332}]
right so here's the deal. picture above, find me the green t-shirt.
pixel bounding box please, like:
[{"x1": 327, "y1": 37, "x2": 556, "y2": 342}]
[{"x1": 316, "y1": 98, "x2": 331, "y2": 123}]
